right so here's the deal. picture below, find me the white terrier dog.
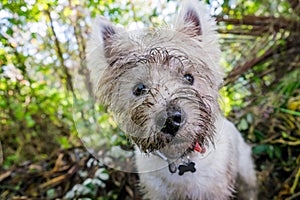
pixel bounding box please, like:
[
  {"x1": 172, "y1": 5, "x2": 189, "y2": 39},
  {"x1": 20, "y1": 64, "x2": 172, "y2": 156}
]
[{"x1": 87, "y1": 0, "x2": 257, "y2": 199}]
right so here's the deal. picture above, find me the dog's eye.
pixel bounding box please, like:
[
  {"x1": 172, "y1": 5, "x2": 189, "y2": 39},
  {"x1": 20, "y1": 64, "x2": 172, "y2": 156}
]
[
  {"x1": 133, "y1": 83, "x2": 148, "y2": 96},
  {"x1": 184, "y1": 74, "x2": 194, "y2": 85}
]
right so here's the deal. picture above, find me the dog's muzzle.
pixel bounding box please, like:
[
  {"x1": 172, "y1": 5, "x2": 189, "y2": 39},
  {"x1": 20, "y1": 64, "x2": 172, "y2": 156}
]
[{"x1": 156, "y1": 104, "x2": 185, "y2": 136}]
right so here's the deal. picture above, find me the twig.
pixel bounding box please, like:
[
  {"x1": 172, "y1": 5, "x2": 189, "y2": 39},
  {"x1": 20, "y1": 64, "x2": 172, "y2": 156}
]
[{"x1": 45, "y1": 7, "x2": 75, "y2": 95}]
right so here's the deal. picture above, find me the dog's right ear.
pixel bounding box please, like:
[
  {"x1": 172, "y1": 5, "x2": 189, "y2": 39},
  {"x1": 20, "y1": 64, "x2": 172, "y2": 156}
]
[
  {"x1": 86, "y1": 17, "x2": 119, "y2": 93},
  {"x1": 100, "y1": 23, "x2": 116, "y2": 43},
  {"x1": 95, "y1": 16, "x2": 118, "y2": 59}
]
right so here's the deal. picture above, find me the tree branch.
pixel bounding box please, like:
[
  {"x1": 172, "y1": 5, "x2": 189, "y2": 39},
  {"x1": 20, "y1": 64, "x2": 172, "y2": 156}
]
[
  {"x1": 216, "y1": 15, "x2": 300, "y2": 33},
  {"x1": 45, "y1": 8, "x2": 74, "y2": 94}
]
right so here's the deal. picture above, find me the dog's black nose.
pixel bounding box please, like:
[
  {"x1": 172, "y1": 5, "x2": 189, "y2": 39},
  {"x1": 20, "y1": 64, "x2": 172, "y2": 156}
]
[{"x1": 160, "y1": 106, "x2": 183, "y2": 136}]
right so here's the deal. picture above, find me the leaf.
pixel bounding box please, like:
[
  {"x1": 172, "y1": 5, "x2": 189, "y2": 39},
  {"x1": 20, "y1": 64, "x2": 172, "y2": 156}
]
[
  {"x1": 63, "y1": 7, "x2": 72, "y2": 17},
  {"x1": 46, "y1": 189, "x2": 56, "y2": 198},
  {"x1": 72, "y1": 184, "x2": 91, "y2": 195},
  {"x1": 14, "y1": 104, "x2": 24, "y2": 120},
  {"x1": 279, "y1": 108, "x2": 300, "y2": 117},
  {"x1": 57, "y1": 137, "x2": 71, "y2": 149},
  {"x1": 253, "y1": 144, "x2": 268, "y2": 155},
  {"x1": 95, "y1": 168, "x2": 109, "y2": 181},
  {"x1": 64, "y1": 190, "x2": 75, "y2": 199},
  {"x1": 238, "y1": 118, "x2": 248, "y2": 130},
  {"x1": 83, "y1": 178, "x2": 92, "y2": 185},
  {"x1": 266, "y1": 145, "x2": 274, "y2": 159},
  {"x1": 25, "y1": 114, "x2": 35, "y2": 127},
  {"x1": 246, "y1": 113, "x2": 253, "y2": 123},
  {"x1": 274, "y1": 146, "x2": 281, "y2": 159}
]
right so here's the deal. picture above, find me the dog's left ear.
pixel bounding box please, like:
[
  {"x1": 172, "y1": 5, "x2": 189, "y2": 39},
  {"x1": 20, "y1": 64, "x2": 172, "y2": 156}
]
[
  {"x1": 175, "y1": 0, "x2": 215, "y2": 39},
  {"x1": 181, "y1": 6, "x2": 202, "y2": 37}
]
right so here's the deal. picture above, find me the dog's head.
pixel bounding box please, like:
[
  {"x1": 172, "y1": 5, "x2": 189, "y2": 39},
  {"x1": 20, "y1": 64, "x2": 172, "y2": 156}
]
[{"x1": 87, "y1": 0, "x2": 224, "y2": 157}]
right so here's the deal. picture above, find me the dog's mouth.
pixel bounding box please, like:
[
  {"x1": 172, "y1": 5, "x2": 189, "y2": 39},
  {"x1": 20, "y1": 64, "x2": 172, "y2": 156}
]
[
  {"x1": 152, "y1": 137, "x2": 209, "y2": 175},
  {"x1": 131, "y1": 100, "x2": 216, "y2": 157},
  {"x1": 190, "y1": 140, "x2": 207, "y2": 154},
  {"x1": 150, "y1": 128, "x2": 208, "y2": 159},
  {"x1": 174, "y1": 136, "x2": 207, "y2": 156}
]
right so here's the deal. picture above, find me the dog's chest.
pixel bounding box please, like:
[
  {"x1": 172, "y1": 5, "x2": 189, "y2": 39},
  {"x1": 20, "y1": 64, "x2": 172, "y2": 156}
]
[{"x1": 136, "y1": 146, "x2": 236, "y2": 200}]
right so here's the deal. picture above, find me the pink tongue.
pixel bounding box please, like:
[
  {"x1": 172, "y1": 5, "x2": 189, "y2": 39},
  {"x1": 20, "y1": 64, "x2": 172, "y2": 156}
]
[
  {"x1": 194, "y1": 142, "x2": 202, "y2": 152},
  {"x1": 194, "y1": 142, "x2": 206, "y2": 153}
]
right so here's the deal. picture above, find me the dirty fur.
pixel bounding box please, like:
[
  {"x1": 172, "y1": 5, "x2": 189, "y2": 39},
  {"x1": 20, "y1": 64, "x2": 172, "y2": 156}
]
[{"x1": 87, "y1": 0, "x2": 257, "y2": 199}]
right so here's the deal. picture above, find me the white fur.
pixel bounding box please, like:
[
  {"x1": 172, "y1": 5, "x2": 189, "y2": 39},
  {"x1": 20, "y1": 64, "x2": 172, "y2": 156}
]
[
  {"x1": 86, "y1": 0, "x2": 257, "y2": 199},
  {"x1": 135, "y1": 116, "x2": 257, "y2": 200},
  {"x1": 86, "y1": 16, "x2": 109, "y2": 92},
  {"x1": 86, "y1": 0, "x2": 224, "y2": 95},
  {"x1": 174, "y1": 0, "x2": 222, "y2": 75}
]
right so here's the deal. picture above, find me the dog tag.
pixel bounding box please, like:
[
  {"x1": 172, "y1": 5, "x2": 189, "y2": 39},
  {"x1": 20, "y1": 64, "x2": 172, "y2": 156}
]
[
  {"x1": 178, "y1": 161, "x2": 196, "y2": 176},
  {"x1": 168, "y1": 163, "x2": 177, "y2": 173}
]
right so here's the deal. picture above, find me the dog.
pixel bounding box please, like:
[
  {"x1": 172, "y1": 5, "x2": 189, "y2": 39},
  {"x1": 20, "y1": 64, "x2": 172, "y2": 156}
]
[{"x1": 87, "y1": 0, "x2": 257, "y2": 199}]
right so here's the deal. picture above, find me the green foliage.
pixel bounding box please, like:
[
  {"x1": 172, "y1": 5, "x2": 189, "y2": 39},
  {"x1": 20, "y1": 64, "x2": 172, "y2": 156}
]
[
  {"x1": 0, "y1": 0, "x2": 299, "y2": 199},
  {"x1": 0, "y1": 75, "x2": 76, "y2": 167},
  {"x1": 64, "y1": 160, "x2": 109, "y2": 199},
  {"x1": 0, "y1": 0, "x2": 80, "y2": 167},
  {"x1": 217, "y1": 0, "x2": 300, "y2": 197}
]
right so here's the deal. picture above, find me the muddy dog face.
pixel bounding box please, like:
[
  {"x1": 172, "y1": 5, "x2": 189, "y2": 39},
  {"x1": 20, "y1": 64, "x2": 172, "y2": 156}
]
[{"x1": 87, "y1": 2, "x2": 224, "y2": 157}]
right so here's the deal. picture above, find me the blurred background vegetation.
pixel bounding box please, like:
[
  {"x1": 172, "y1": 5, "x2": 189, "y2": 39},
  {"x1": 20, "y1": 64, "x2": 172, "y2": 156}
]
[{"x1": 0, "y1": 0, "x2": 299, "y2": 199}]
